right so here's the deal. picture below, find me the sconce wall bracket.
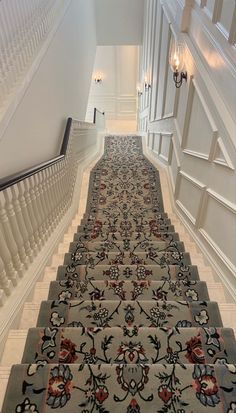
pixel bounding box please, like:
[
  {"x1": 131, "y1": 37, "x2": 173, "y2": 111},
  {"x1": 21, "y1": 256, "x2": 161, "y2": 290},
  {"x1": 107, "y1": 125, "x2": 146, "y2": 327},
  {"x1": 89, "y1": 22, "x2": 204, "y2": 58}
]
[
  {"x1": 94, "y1": 77, "x2": 102, "y2": 84},
  {"x1": 173, "y1": 71, "x2": 187, "y2": 88}
]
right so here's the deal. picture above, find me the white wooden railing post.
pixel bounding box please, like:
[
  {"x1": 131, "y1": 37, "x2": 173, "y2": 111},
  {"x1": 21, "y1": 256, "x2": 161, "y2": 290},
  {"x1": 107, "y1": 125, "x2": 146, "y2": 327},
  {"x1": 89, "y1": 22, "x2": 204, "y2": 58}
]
[
  {"x1": 17, "y1": 181, "x2": 37, "y2": 256},
  {"x1": 0, "y1": 256, "x2": 12, "y2": 297},
  {"x1": 23, "y1": 179, "x2": 41, "y2": 251},
  {"x1": 3, "y1": 189, "x2": 29, "y2": 269}
]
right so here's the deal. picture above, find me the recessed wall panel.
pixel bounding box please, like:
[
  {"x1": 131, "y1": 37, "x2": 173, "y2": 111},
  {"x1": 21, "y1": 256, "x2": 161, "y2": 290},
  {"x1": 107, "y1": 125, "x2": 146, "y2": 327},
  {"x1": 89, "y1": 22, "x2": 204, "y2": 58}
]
[
  {"x1": 153, "y1": 133, "x2": 161, "y2": 153},
  {"x1": 176, "y1": 82, "x2": 188, "y2": 143},
  {"x1": 163, "y1": 66, "x2": 175, "y2": 117},
  {"x1": 160, "y1": 134, "x2": 171, "y2": 162},
  {"x1": 185, "y1": 85, "x2": 214, "y2": 157},
  {"x1": 178, "y1": 174, "x2": 203, "y2": 224},
  {"x1": 201, "y1": 194, "x2": 236, "y2": 267}
]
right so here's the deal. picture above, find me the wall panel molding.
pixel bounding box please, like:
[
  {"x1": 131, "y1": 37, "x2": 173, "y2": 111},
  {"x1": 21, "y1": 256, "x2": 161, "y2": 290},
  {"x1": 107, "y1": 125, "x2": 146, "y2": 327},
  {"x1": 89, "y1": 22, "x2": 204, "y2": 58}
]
[
  {"x1": 182, "y1": 79, "x2": 219, "y2": 161},
  {"x1": 175, "y1": 170, "x2": 206, "y2": 226},
  {"x1": 211, "y1": 137, "x2": 235, "y2": 170}
]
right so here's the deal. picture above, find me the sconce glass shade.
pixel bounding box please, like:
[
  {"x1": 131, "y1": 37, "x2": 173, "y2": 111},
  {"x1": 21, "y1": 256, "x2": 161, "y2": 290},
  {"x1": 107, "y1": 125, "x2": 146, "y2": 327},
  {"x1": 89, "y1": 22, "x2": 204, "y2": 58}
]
[
  {"x1": 136, "y1": 84, "x2": 142, "y2": 96},
  {"x1": 169, "y1": 38, "x2": 185, "y2": 73}
]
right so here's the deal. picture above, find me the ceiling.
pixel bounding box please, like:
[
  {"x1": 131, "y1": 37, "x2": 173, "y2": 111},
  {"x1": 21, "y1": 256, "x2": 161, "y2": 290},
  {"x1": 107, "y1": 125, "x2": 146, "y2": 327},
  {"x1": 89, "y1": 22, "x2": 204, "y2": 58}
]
[{"x1": 94, "y1": 0, "x2": 145, "y2": 45}]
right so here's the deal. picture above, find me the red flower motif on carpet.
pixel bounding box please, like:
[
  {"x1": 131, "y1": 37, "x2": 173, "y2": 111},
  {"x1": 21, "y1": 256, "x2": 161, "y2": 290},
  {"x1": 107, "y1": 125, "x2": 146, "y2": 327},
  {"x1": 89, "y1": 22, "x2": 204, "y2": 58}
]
[
  {"x1": 95, "y1": 385, "x2": 109, "y2": 404},
  {"x1": 158, "y1": 384, "x2": 173, "y2": 403},
  {"x1": 185, "y1": 335, "x2": 205, "y2": 364},
  {"x1": 59, "y1": 338, "x2": 78, "y2": 363}
]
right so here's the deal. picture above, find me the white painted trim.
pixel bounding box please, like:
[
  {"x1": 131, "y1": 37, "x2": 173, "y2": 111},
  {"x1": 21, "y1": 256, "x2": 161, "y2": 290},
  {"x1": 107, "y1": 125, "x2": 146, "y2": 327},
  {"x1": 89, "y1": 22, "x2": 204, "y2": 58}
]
[
  {"x1": 183, "y1": 148, "x2": 209, "y2": 160},
  {"x1": 181, "y1": 76, "x2": 195, "y2": 149},
  {"x1": 179, "y1": 170, "x2": 206, "y2": 190},
  {"x1": 207, "y1": 188, "x2": 236, "y2": 214},
  {"x1": 182, "y1": 78, "x2": 218, "y2": 159},
  {"x1": 199, "y1": 228, "x2": 236, "y2": 282},
  {"x1": 212, "y1": 137, "x2": 235, "y2": 170},
  {"x1": 176, "y1": 199, "x2": 196, "y2": 225},
  {"x1": 153, "y1": 152, "x2": 236, "y2": 302}
]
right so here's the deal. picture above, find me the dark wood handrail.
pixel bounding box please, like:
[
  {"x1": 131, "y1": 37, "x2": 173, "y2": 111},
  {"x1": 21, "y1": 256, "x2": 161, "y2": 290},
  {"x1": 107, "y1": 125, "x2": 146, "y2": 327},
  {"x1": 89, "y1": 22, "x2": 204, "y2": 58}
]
[
  {"x1": 0, "y1": 117, "x2": 72, "y2": 192},
  {"x1": 93, "y1": 108, "x2": 105, "y2": 124}
]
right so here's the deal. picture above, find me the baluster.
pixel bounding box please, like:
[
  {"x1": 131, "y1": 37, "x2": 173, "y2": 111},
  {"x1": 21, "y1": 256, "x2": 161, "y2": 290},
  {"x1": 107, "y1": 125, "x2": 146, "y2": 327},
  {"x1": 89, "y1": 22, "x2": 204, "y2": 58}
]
[
  {"x1": 41, "y1": 168, "x2": 54, "y2": 237},
  {"x1": 28, "y1": 175, "x2": 44, "y2": 247},
  {"x1": 37, "y1": 170, "x2": 50, "y2": 240},
  {"x1": 3, "y1": 188, "x2": 29, "y2": 270},
  {"x1": 0, "y1": 227, "x2": 18, "y2": 287},
  {"x1": 0, "y1": 195, "x2": 24, "y2": 278},
  {"x1": 23, "y1": 179, "x2": 41, "y2": 251},
  {"x1": 11, "y1": 184, "x2": 33, "y2": 264},
  {"x1": 18, "y1": 181, "x2": 37, "y2": 256},
  {"x1": 0, "y1": 255, "x2": 13, "y2": 296},
  {"x1": 32, "y1": 174, "x2": 46, "y2": 244},
  {"x1": 43, "y1": 167, "x2": 53, "y2": 229},
  {"x1": 50, "y1": 165, "x2": 60, "y2": 227},
  {"x1": 55, "y1": 163, "x2": 65, "y2": 220}
]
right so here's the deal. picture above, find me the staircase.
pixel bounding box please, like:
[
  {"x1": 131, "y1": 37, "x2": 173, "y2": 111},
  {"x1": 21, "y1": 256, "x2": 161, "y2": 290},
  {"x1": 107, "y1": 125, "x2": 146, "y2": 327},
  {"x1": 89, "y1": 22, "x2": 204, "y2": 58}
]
[{"x1": 1, "y1": 135, "x2": 236, "y2": 412}]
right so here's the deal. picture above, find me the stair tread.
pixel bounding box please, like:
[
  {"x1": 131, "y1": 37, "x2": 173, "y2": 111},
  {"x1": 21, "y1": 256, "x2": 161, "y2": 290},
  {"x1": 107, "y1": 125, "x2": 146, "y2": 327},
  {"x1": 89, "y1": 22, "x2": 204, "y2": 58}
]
[
  {"x1": 22, "y1": 326, "x2": 236, "y2": 365},
  {"x1": 48, "y1": 279, "x2": 210, "y2": 302},
  {"x1": 37, "y1": 299, "x2": 223, "y2": 329},
  {"x1": 2, "y1": 363, "x2": 236, "y2": 413}
]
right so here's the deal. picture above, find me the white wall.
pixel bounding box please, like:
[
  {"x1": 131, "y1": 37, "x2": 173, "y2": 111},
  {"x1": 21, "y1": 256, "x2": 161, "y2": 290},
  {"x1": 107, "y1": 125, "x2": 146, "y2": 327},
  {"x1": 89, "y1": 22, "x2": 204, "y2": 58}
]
[
  {"x1": 86, "y1": 46, "x2": 138, "y2": 122},
  {"x1": 139, "y1": 0, "x2": 236, "y2": 300},
  {"x1": 0, "y1": 0, "x2": 97, "y2": 178},
  {"x1": 95, "y1": 0, "x2": 144, "y2": 45}
]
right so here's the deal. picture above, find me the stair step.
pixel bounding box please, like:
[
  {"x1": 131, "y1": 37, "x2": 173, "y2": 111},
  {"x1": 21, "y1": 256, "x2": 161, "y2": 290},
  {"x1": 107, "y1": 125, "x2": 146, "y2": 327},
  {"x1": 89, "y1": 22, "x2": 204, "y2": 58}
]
[
  {"x1": 1, "y1": 330, "x2": 27, "y2": 365},
  {"x1": 219, "y1": 303, "x2": 236, "y2": 329},
  {"x1": 56, "y1": 263, "x2": 200, "y2": 283},
  {"x1": 69, "y1": 239, "x2": 185, "y2": 251},
  {"x1": 37, "y1": 299, "x2": 223, "y2": 329},
  {"x1": 33, "y1": 282, "x2": 51, "y2": 301},
  {"x1": 63, "y1": 251, "x2": 192, "y2": 266},
  {"x1": 0, "y1": 367, "x2": 11, "y2": 412},
  {"x1": 47, "y1": 279, "x2": 209, "y2": 302},
  {"x1": 207, "y1": 282, "x2": 226, "y2": 302},
  {"x1": 19, "y1": 302, "x2": 40, "y2": 329},
  {"x1": 42, "y1": 266, "x2": 57, "y2": 282},
  {"x1": 22, "y1": 326, "x2": 236, "y2": 365},
  {"x1": 2, "y1": 363, "x2": 235, "y2": 413}
]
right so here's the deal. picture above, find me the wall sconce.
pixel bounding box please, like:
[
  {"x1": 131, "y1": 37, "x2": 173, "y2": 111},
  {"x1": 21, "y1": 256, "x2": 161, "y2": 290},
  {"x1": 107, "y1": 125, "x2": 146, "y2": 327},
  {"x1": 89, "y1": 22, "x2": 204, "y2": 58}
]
[
  {"x1": 144, "y1": 75, "x2": 151, "y2": 91},
  {"x1": 169, "y1": 40, "x2": 187, "y2": 88},
  {"x1": 137, "y1": 84, "x2": 143, "y2": 97},
  {"x1": 94, "y1": 74, "x2": 103, "y2": 84}
]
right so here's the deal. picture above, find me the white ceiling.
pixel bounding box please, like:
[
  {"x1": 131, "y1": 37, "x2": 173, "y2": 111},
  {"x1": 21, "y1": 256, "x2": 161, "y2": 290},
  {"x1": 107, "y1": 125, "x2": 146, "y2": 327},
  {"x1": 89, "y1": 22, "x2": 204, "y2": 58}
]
[{"x1": 94, "y1": 0, "x2": 144, "y2": 45}]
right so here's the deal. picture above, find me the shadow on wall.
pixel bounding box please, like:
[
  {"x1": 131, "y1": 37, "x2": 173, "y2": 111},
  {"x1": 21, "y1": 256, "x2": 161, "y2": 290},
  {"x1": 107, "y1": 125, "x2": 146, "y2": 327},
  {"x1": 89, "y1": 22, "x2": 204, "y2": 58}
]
[{"x1": 106, "y1": 120, "x2": 137, "y2": 134}]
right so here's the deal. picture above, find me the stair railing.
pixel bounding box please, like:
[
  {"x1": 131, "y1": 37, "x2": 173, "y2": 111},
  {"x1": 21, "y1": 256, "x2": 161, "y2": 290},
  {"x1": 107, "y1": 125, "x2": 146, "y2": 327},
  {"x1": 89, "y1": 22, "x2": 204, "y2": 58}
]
[
  {"x1": 0, "y1": 116, "x2": 101, "y2": 305},
  {"x1": 93, "y1": 108, "x2": 105, "y2": 130}
]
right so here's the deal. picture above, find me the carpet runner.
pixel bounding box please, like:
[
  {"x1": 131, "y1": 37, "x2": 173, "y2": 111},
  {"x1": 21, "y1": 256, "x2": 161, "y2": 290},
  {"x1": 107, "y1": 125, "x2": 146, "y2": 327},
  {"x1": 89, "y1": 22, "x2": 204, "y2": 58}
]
[{"x1": 2, "y1": 136, "x2": 236, "y2": 412}]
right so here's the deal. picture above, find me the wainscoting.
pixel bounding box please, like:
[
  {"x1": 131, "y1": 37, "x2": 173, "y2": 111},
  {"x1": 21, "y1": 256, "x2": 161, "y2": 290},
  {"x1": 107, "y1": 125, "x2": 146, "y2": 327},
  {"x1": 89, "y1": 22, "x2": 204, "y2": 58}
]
[{"x1": 138, "y1": 0, "x2": 236, "y2": 301}]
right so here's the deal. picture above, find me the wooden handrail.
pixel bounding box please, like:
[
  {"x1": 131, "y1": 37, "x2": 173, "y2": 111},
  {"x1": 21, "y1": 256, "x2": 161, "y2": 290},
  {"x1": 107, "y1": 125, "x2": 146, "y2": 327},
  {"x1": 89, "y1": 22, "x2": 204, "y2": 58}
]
[
  {"x1": 0, "y1": 117, "x2": 72, "y2": 192},
  {"x1": 93, "y1": 108, "x2": 105, "y2": 124}
]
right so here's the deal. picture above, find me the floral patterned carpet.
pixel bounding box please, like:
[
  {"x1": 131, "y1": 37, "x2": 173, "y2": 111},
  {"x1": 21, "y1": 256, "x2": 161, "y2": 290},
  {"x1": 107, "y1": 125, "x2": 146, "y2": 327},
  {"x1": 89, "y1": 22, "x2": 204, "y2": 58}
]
[{"x1": 2, "y1": 136, "x2": 236, "y2": 412}]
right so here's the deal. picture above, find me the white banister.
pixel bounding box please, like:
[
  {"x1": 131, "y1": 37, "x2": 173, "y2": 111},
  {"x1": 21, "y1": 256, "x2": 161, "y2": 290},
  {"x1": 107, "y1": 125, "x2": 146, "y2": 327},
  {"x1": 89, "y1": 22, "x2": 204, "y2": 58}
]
[
  {"x1": 0, "y1": 117, "x2": 105, "y2": 362},
  {"x1": 0, "y1": 196, "x2": 24, "y2": 278}
]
